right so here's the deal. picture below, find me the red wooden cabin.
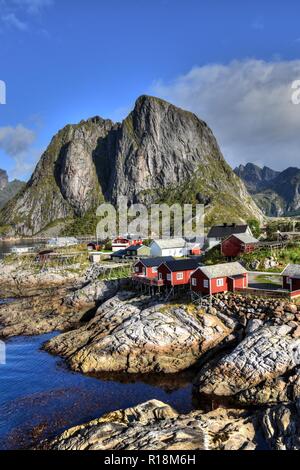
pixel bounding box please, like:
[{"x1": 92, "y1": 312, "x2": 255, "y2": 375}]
[
  {"x1": 221, "y1": 234, "x2": 259, "y2": 258},
  {"x1": 133, "y1": 257, "x2": 175, "y2": 280},
  {"x1": 157, "y1": 259, "x2": 200, "y2": 286},
  {"x1": 282, "y1": 264, "x2": 300, "y2": 291},
  {"x1": 190, "y1": 262, "x2": 248, "y2": 295}
]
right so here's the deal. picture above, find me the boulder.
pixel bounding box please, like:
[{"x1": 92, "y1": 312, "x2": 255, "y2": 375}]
[
  {"x1": 44, "y1": 294, "x2": 231, "y2": 374},
  {"x1": 197, "y1": 325, "x2": 300, "y2": 396}
]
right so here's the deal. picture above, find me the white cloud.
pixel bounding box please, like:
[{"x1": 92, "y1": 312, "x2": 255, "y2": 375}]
[
  {"x1": 11, "y1": 0, "x2": 53, "y2": 15},
  {"x1": 0, "y1": 125, "x2": 38, "y2": 178},
  {"x1": 153, "y1": 59, "x2": 300, "y2": 171},
  {"x1": 0, "y1": 0, "x2": 54, "y2": 32},
  {"x1": 1, "y1": 13, "x2": 28, "y2": 31}
]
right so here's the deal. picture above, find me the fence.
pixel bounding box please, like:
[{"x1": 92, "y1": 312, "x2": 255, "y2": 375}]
[{"x1": 235, "y1": 287, "x2": 291, "y2": 300}]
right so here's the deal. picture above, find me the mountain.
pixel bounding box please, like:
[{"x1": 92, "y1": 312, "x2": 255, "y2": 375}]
[
  {"x1": 0, "y1": 169, "x2": 8, "y2": 191},
  {"x1": 0, "y1": 169, "x2": 25, "y2": 211},
  {"x1": 235, "y1": 163, "x2": 300, "y2": 217},
  {"x1": 0, "y1": 179, "x2": 26, "y2": 210},
  {"x1": 0, "y1": 96, "x2": 263, "y2": 236},
  {"x1": 234, "y1": 163, "x2": 280, "y2": 193}
]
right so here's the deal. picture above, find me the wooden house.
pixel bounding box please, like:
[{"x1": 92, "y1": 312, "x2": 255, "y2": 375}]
[
  {"x1": 282, "y1": 264, "x2": 300, "y2": 292},
  {"x1": 157, "y1": 259, "x2": 200, "y2": 286},
  {"x1": 221, "y1": 233, "x2": 259, "y2": 258},
  {"x1": 125, "y1": 244, "x2": 150, "y2": 258},
  {"x1": 207, "y1": 224, "x2": 253, "y2": 248},
  {"x1": 150, "y1": 238, "x2": 187, "y2": 257},
  {"x1": 133, "y1": 256, "x2": 175, "y2": 280},
  {"x1": 190, "y1": 262, "x2": 248, "y2": 295}
]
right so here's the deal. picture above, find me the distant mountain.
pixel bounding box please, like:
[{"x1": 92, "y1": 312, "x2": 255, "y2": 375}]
[
  {"x1": 0, "y1": 169, "x2": 25, "y2": 210},
  {"x1": 0, "y1": 96, "x2": 263, "y2": 236},
  {"x1": 234, "y1": 163, "x2": 280, "y2": 193},
  {"x1": 0, "y1": 169, "x2": 8, "y2": 191},
  {"x1": 235, "y1": 163, "x2": 300, "y2": 217}
]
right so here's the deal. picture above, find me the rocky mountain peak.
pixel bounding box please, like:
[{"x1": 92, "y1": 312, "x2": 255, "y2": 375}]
[
  {"x1": 0, "y1": 169, "x2": 8, "y2": 191},
  {"x1": 0, "y1": 96, "x2": 263, "y2": 236}
]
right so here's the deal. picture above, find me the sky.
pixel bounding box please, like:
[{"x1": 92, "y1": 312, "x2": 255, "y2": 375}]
[{"x1": 1, "y1": 0, "x2": 300, "y2": 181}]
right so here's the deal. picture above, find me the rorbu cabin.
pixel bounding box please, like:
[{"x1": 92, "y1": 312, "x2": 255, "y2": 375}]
[
  {"x1": 157, "y1": 259, "x2": 200, "y2": 286},
  {"x1": 133, "y1": 256, "x2": 175, "y2": 280},
  {"x1": 221, "y1": 233, "x2": 259, "y2": 258},
  {"x1": 207, "y1": 224, "x2": 252, "y2": 248},
  {"x1": 112, "y1": 236, "x2": 143, "y2": 253},
  {"x1": 282, "y1": 264, "x2": 300, "y2": 293},
  {"x1": 190, "y1": 262, "x2": 248, "y2": 295}
]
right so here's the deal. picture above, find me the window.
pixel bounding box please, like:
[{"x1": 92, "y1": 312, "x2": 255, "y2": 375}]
[
  {"x1": 167, "y1": 274, "x2": 171, "y2": 281},
  {"x1": 159, "y1": 273, "x2": 163, "y2": 280},
  {"x1": 176, "y1": 272, "x2": 184, "y2": 280},
  {"x1": 203, "y1": 279, "x2": 209, "y2": 288},
  {"x1": 152, "y1": 267, "x2": 158, "y2": 274},
  {"x1": 216, "y1": 278, "x2": 224, "y2": 287},
  {"x1": 192, "y1": 278, "x2": 197, "y2": 286},
  {"x1": 135, "y1": 267, "x2": 139, "y2": 273}
]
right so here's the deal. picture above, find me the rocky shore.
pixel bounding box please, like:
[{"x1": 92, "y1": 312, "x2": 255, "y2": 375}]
[{"x1": 2, "y1": 264, "x2": 300, "y2": 450}]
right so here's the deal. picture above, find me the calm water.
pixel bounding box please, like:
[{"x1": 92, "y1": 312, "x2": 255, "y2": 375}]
[
  {"x1": 0, "y1": 239, "x2": 47, "y2": 258},
  {"x1": 0, "y1": 332, "x2": 194, "y2": 450}
]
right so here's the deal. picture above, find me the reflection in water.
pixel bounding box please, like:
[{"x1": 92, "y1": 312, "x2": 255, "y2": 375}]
[{"x1": 0, "y1": 333, "x2": 200, "y2": 450}]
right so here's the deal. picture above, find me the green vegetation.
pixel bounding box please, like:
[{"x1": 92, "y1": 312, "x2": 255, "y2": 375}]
[{"x1": 247, "y1": 219, "x2": 261, "y2": 238}]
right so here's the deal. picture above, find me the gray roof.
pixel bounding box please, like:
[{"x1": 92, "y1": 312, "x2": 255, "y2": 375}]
[
  {"x1": 228, "y1": 233, "x2": 259, "y2": 244},
  {"x1": 151, "y1": 238, "x2": 186, "y2": 249},
  {"x1": 197, "y1": 262, "x2": 247, "y2": 279},
  {"x1": 207, "y1": 224, "x2": 250, "y2": 239},
  {"x1": 282, "y1": 264, "x2": 300, "y2": 278}
]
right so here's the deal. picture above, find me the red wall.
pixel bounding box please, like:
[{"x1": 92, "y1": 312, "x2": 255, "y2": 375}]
[
  {"x1": 191, "y1": 270, "x2": 248, "y2": 294},
  {"x1": 282, "y1": 276, "x2": 300, "y2": 291},
  {"x1": 222, "y1": 236, "x2": 256, "y2": 257},
  {"x1": 157, "y1": 264, "x2": 194, "y2": 285},
  {"x1": 134, "y1": 262, "x2": 159, "y2": 279}
]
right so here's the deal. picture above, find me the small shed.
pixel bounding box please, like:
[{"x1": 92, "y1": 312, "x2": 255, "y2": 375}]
[
  {"x1": 191, "y1": 262, "x2": 248, "y2": 295},
  {"x1": 221, "y1": 233, "x2": 259, "y2": 257},
  {"x1": 125, "y1": 244, "x2": 150, "y2": 258},
  {"x1": 282, "y1": 264, "x2": 300, "y2": 292}
]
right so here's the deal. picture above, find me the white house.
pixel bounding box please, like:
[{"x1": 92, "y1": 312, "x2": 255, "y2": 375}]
[{"x1": 150, "y1": 238, "x2": 187, "y2": 258}]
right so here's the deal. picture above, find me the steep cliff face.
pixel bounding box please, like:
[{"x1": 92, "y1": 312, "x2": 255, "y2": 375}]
[
  {"x1": 0, "y1": 96, "x2": 263, "y2": 235},
  {"x1": 234, "y1": 163, "x2": 280, "y2": 193},
  {"x1": 0, "y1": 169, "x2": 8, "y2": 191},
  {"x1": 235, "y1": 163, "x2": 300, "y2": 217}
]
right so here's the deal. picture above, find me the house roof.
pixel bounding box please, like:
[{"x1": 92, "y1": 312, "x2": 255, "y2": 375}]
[
  {"x1": 137, "y1": 256, "x2": 175, "y2": 267},
  {"x1": 227, "y1": 233, "x2": 259, "y2": 245},
  {"x1": 281, "y1": 264, "x2": 300, "y2": 278},
  {"x1": 164, "y1": 259, "x2": 200, "y2": 272},
  {"x1": 111, "y1": 249, "x2": 127, "y2": 257},
  {"x1": 126, "y1": 244, "x2": 146, "y2": 252},
  {"x1": 151, "y1": 238, "x2": 186, "y2": 249},
  {"x1": 195, "y1": 262, "x2": 247, "y2": 279},
  {"x1": 207, "y1": 224, "x2": 250, "y2": 239}
]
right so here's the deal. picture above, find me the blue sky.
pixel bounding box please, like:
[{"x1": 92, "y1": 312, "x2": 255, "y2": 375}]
[{"x1": 1, "y1": 0, "x2": 300, "y2": 180}]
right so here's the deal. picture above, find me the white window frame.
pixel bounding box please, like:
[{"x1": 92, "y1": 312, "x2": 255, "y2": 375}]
[
  {"x1": 216, "y1": 278, "x2": 224, "y2": 287},
  {"x1": 167, "y1": 273, "x2": 171, "y2": 281},
  {"x1": 135, "y1": 267, "x2": 139, "y2": 273},
  {"x1": 176, "y1": 272, "x2": 184, "y2": 280},
  {"x1": 203, "y1": 279, "x2": 209, "y2": 288},
  {"x1": 152, "y1": 267, "x2": 158, "y2": 274},
  {"x1": 191, "y1": 278, "x2": 197, "y2": 286}
]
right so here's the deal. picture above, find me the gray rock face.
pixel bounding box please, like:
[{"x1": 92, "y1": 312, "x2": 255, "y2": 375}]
[
  {"x1": 0, "y1": 169, "x2": 8, "y2": 191},
  {"x1": 197, "y1": 325, "x2": 300, "y2": 396},
  {"x1": 39, "y1": 399, "x2": 257, "y2": 451},
  {"x1": 0, "y1": 96, "x2": 263, "y2": 235},
  {"x1": 44, "y1": 293, "x2": 230, "y2": 374},
  {"x1": 261, "y1": 400, "x2": 300, "y2": 450},
  {"x1": 235, "y1": 163, "x2": 300, "y2": 217}
]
